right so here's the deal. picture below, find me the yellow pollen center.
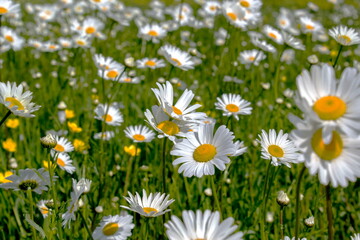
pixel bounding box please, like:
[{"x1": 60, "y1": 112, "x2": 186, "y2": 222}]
[
  {"x1": 76, "y1": 40, "x2": 85, "y2": 46},
  {"x1": 193, "y1": 144, "x2": 217, "y2": 162},
  {"x1": 313, "y1": 96, "x2": 346, "y2": 120},
  {"x1": 209, "y1": 6, "x2": 217, "y2": 11},
  {"x1": 133, "y1": 134, "x2": 145, "y2": 141},
  {"x1": 226, "y1": 12, "x2": 237, "y2": 21},
  {"x1": 148, "y1": 30, "x2": 159, "y2": 36},
  {"x1": 5, "y1": 97, "x2": 24, "y2": 110},
  {"x1": 157, "y1": 121, "x2": 180, "y2": 136},
  {"x1": 172, "y1": 106, "x2": 182, "y2": 115},
  {"x1": 249, "y1": 56, "x2": 256, "y2": 61},
  {"x1": 143, "y1": 207, "x2": 158, "y2": 214},
  {"x1": 145, "y1": 60, "x2": 156, "y2": 66},
  {"x1": 171, "y1": 58, "x2": 182, "y2": 66},
  {"x1": 57, "y1": 158, "x2": 66, "y2": 167},
  {"x1": 0, "y1": 7, "x2": 8, "y2": 14},
  {"x1": 54, "y1": 144, "x2": 65, "y2": 152},
  {"x1": 102, "y1": 114, "x2": 113, "y2": 122},
  {"x1": 268, "y1": 32, "x2": 277, "y2": 39},
  {"x1": 85, "y1": 26, "x2": 96, "y2": 34},
  {"x1": 268, "y1": 145, "x2": 284, "y2": 158},
  {"x1": 5, "y1": 35, "x2": 14, "y2": 42},
  {"x1": 338, "y1": 35, "x2": 351, "y2": 44},
  {"x1": 102, "y1": 222, "x2": 119, "y2": 236},
  {"x1": 225, "y1": 104, "x2": 240, "y2": 112},
  {"x1": 106, "y1": 70, "x2": 118, "y2": 78},
  {"x1": 40, "y1": 207, "x2": 49, "y2": 215},
  {"x1": 311, "y1": 128, "x2": 343, "y2": 161},
  {"x1": 280, "y1": 20, "x2": 286, "y2": 25},
  {"x1": 240, "y1": 0, "x2": 250, "y2": 7},
  {"x1": 305, "y1": 24, "x2": 314, "y2": 30}
]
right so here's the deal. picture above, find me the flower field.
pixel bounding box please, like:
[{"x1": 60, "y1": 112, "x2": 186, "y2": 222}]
[{"x1": 0, "y1": 0, "x2": 360, "y2": 239}]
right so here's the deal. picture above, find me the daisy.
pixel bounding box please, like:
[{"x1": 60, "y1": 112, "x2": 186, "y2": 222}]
[
  {"x1": 0, "y1": 168, "x2": 53, "y2": 194},
  {"x1": 299, "y1": 17, "x2": 323, "y2": 34},
  {"x1": 121, "y1": 189, "x2": 175, "y2": 217},
  {"x1": 1, "y1": 27, "x2": 25, "y2": 51},
  {"x1": 81, "y1": 17, "x2": 105, "y2": 37},
  {"x1": 295, "y1": 64, "x2": 360, "y2": 143},
  {"x1": 329, "y1": 25, "x2": 360, "y2": 46},
  {"x1": 0, "y1": 0, "x2": 20, "y2": 16},
  {"x1": 100, "y1": 62, "x2": 125, "y2": 81},
  {"x1": 165, "y1": 210, "x2": 244, "y2": 240},
  {"x1": 52, "y1": 152, "x2": 76, "y2": 174},
  {"x1": 237, "y1": 0, "x2": 262, "y2": 10},
  {"x1": 203, "y1": 1, "x2": 221, "y2": 16},
  {"x1": 232, "y1": 140, "x2": 247, "y2": 157},
  {"x1": 159, "y1": 45, "x2": 195, "y2": 71},
  {"x1": 138, "y1": 23, "x2": 167, "y2": 43},
  {"x1": 94, "y1": 131, "x2": 115, "y2": 141},
  {"x1": 118, "y1": 75, "x2": 141, "y2": 84},
  {"x1": 52, "y1": 136, "x2": 74, "y2": 153},
  {"x1": 73, "y1": 34, "x2": 92, "y2": 48},
  {"x1": 222, "y1": 2, "x2": 245, "y2": 25},
  {"x1": 263, "y1": 25, "x2": 284, "y2": 44},
  {"x1": 93, "y1": 54, "x2": 116, "y2": 71},
  {"x1": 41, "y1": 42, "x2": 60, "y2": 52},
  {"x1": 251, "y1": 37, "x2": 276, "y2": 53},
  {"x1": 351, "y1": 234, "x2": 360, "y2": 240},
  {"x1": 170, "y1": 123, "x2": 235, "y2": 177},
  {"x1": 94, "y1": 103, "x2": 124, "y2": 126},
  {"x1": 283, "y1": 32, "x2": 305, "y2": 50},
  {"x1": 0, "y1": 82, "x2": 41, "y2": 118},
  {"x1": 92, "y1": 214, "x2": 134, "y2": 240},
  {"x1": 136, "y1": 58, "x2": 166, "y2": 69},
  {"x1": 151, "y1": 81, "x2": 207, "y2": 121},
  {"x1": 238, "y1": 49, "x2": 266, "y2": 66},
  {"x1": 289, "y1": 115, "x2": 360, "y2": 188},
  {"x1": 215, "y1": 93, "x2": 252, "y2": 120},
  {"x1": 124, "y1": 125, "x2": 155, "y2": 143},
  {"x1": 58, "y1": 38, "x2": 73, "y2": 48},
  {"x1": 257, "y1": 129, "x2": 301, "y2": 167},
  {"x1": 37, "y1": 200, "x2": 53, "y2": 218}
]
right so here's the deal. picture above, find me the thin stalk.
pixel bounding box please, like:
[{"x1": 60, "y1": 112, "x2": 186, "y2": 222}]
[
  {"x1": 167, "y1": 65, "x2": 175, "y2": 80},
  {"x1": 79, "y1": 210, "x2": 95, "y2": 240},
  {"x1": 325, "y1": 185, "x2": 334, "y2": 240},
  {"x1": 280, "y1": 206, "x2": 284, "y2": 240},
  {"x1": 161, "y1": 137, "x2": 168, "y2": 237},
  {"x1": 0, "y1": 110, "x2": 12, "y2": 127},
  {"x1": 211, "y1": 175, "x2": 222, "y2": 216},
  {"x1": 260, "y1": 161, "x2": 272, "y2": 240},
  {"x1": 294, "y1": 166, "x2": 307, "y2": 239},
  {"x1": 27, "y1": 189, "x2": 37, "y2": 240},
  {"x1": 332, "y1": 45, "x2": 343, "y2": 68},
  {"x1": 123, "y1": 155, "x2": 134, "y2": 196}
]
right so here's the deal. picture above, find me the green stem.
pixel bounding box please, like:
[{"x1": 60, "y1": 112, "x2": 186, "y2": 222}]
[
  {"x1": 280, "y1": 206, "x2": 284, "y2": 240},
  {"x1": 211, "y1": 175, "x2": 222, "y2": 216},
  {"x1": 123, "y1": 156, "x2": 134, "y2": 197},
  {"x1": 79, "y1": 210, "x2": 95, "y2": 240},
  {"x1": 260, "y1": 161, "x2": 272, "y2": 240},
  {"x1": 295, "y1": 166, "x2": 307, "y2": 239},
  {"x1": 0, "y1": 110, "x2": 12, "y2": 127},
  {"x1": 332, "y1": 45, "x2": 343, "y2": 68},
  {"x1": 27, "y1": 189, "x2": 37, "y2": 240},
  {"x1": 325, "y1": 185, "x2": 334, "y2": 240}
]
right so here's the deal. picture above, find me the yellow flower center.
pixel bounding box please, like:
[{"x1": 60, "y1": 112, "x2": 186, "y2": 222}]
[
  {"x1": 5, "y1": 35, "x2": 14, "y2": 42},
  {"x1": 145, "y1": 60, "x2": 156, "y2": 66},
  {"x1": 225, "y1": 104, "x2": 239, "y2": 113},
  {"x1": 240, "y1": 0, "x2": 250, "y2": 7},
  {"x1": 40, "y1": 207, "x2": 49, "y2": 215},
  {"x1": 148, "y1": 30, "x2": 159, "y2": 36},
  {"x1": 226, "y1": 12, "x2": 237, "y2": 21},
  {"x1": 102, "y1": 114, "x2": 113, "y2": 122},
  {"x1": 133, "y1": 134, "x2": 145, "y2": 141},
  {"x1": 85, "y1": 26, "x2": 96, "y2": 34},
  {"x1": 54, "y1": 144, "x2": 65, "y2": 152},
  {"x1": 5, "y1": 97, "x2": 24, "y2": 110},
  {"x1": 280, "y1": 20, "x2": 287, "y2": 26},
  {"x1": 305, "y1": 24, "x2": 314, "y2": 30},
  {"x1": 157, "y1": 121, "x2": 180, "y2": 136},
  {"x1": 172, "y1": 106, "x2": 182, "y2": 115},
  {"x1": 171, "y1": 58, "x2": 182, "y2": 66},
  {"x1": 268, "y1": 32, "x2": 277, "y2": 39},
  {"x1": 57, "y1": 158, "x2": 66, "y2": 167},
  {"x1": 311, "y1": 128, "x2": 343, "y2": 161},
  {"x1": 106, "y1": 70, "x2": 119, "y2": 78},
  {"x1": 268, "y1": 145, "x2": 284, "y2": 158},
  {"x1": 248, "y1": 56, "x2": 255, "y2": 61},
  {"x1": 193, "y1": 144, "x2": 217, "y2": 162},
  {"x1": 143, "y1": 207, "x2": 158, "y2": 214},
  {"x1": 102, "y1": 222, "x2": 119, "y2": 236},
  {"x1": 338, "y1": 35, "x2": 351, "y2": 44},
  {"x1": 76, "y1": 40, "x2": 86, "y2": 46},
  {"x1": 0, "y1": 7, "x2": 8, "y2": 14},
  {"x1": 313, "y1": 96, "x2": 346, "y2": 120},
  {"x1": 49, "y1": 45, "x2": 57, "y2": 49},
  {"x1": 209, "y1": 6, "x2": 217, "y2": 11}
]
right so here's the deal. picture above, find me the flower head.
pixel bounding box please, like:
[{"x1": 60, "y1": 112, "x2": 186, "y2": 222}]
[
  {"x1": 329, "y1": 25, "x2": 360, "y2": 46},
  {"x1": 92, "y1": 214, "x2": 135, "y2": 240}
]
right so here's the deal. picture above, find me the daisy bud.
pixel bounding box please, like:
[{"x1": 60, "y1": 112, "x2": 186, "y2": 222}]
[
  {"x1": 204, "y1": 188, "x2": 212, "y2": 196},
  {"x1": 124, "y1": 57, "x2": 135, "y2": 68},
  {"x1": 266, "y1": 212, "x2": 274, "y2": 223},
  {"x1": 40, "y1": 134, "x2": 57, "y2": 149},
  {"x1": 78, "y1": 198, "x2": 84, "y2": 208},
  {"x1": 95, "y1": 205, "x2": 103, "y2": 213},
  {"x1": 57, "y1": 101, "x2": 67, "y2": 110},
  {"x1": 304, "y1": 216, "x2": 315, "y2": 228},
  {"x1": 276, "y1": 191, "x2": 290, "y2": 207},
  {"x1": 307, "y1": 54, "x2": 319, "y2": 64}
]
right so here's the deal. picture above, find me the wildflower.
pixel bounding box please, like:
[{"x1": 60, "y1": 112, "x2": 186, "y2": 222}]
[
  {"x1": 0, "y1": 168, "x2": 53, "y2": 194},
  {"x1": 203, "y1": 1, "x2": 221, "y2": 16},
  {"x1": 276, "y1": 191, "x2": 290, "y2": 206},
  {"x1": 124, "y1": 145, "x2": 141, "y2": 157},
  {"x1": 351, "y1": 234, "x2": 360, "y2": 240},
  {"x1": 73, "y1": 139, "x2": 88, "y2": 152},
  {"x1": 1, "y1": 27, "x2": 25, "y2": 51},
  {"x1": 138, "y1": 23, "x2": 167, "y2": 43},
  {"x1": 304, "y1": 216, "x2": 315, "y2": 228},
  {"x1": 222, "y1": 2, "x2": 245, "y2": 26},
  {"x1": 121, "y1": 189, "x2": 175, "y2": 217},
  {"x1": 299, "y1": 16, "x2": 323, "y2": 34},
  {"x1": 251, "y1": 37, "x2": 276, "y2": 53},
  {"x1": 231, "y1": 140, "x2": 247, "y2": 157},
  {"x1": 283, "y1": 32, "x2": 306, "y2": 50},
  {"x1": 65, "y1": 109, "x2": 75, "y2": 119},
  {"x1": 136, "y1": 58, "x2": 166, "y2": 69},
  {"x1": 263, "y1": 25, "x2": 284, "y2": 44},
  {"x1": 67, "y1": 122, "x2": 82, "y2": 133},
  {"x1": 238, "y1": 49, "x2": 266, "y2": 66},
  {"x1": 74, "y1": 178, "x2": 92, "y2": 194},
  {"x1": 165, "y1": 210, "x2": 244, "y2": 240},
  {"x1": 124, "y1": 125, "x2": 155, "y2": 143},
  {"x1": 159, "y1": 45, "x2": 195, "y2": 71},
  {"x1": 52, "y1": 136, "x2": 74, "y2": 153},
  {"x1": 53, "y1": 152, "x2": 76, "y2": 174},
  {"x1": 5, "y1": 118, "x2": 19, "y2": 128},
  {"x1": 0, "y1": 0, "x2": 20, "y2": 16},
  {"x1": 37, "y1": 200, "x2": 53, "y2": 218},
  {"x1": 215, "y1": 93, "x2": 252, "y2": 120},
  {"x1": 94, "y1": 104, "x2": 123, "y2": 126},
  {"x1": 92, "y1": 214, "x2": 135, "y2": 240},
  {"x1": 94, "y1": 131, "x2": 115, "y2": 141},
  {"x1": 170, "y1": 123, "x2": 235, "y2": 177},
  {"x1": 2, "y1": 138, "x2": 16, "y2": 152},
  {"x1": 0, "y1": 171, "x2": 13, "y2": 183},
  {"x1": 40, "y1": 134, "x2": 57, "y2": 149},
  {"x1": 0, "y1": 82, "x2": 41, "y2": 118},
  {"x1": 329, "y1": 25, "x2": 360, "y2": 46},
  {"x1": 257, "y1": 129, "x2": 301, "y2": 167},
  {"x1": 238, "y1": 0, "x2": 262, "y2": 10}
]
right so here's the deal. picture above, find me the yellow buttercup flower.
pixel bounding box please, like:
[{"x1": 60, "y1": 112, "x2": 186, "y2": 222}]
[
  {"x1": 43, "y1": 160, "x2": 57, "y2": 170},
  {"x1": 6, "y1": 119, "x2": 19, "y2": 128},
  {"x1": 124, "y1": 145, "x2": 141, "y2": 157},
  {"x1": 67, "y1": 122, "x2": 82, "y2": 133},
  {"x1": 0, "y1": 171, "x2": 13, "y2": 183},
  {"x1": 65, "y1": 109, "x2": 75, "y2": 119},
  {"x1": 2, "y1": 138, "x2": 17, "y2": 152},
  {"x1": 73, "y1": 139, "x2": 88, "y2": 152}
]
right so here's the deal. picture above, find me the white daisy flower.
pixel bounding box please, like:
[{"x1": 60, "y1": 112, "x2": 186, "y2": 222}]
[
  {"x1": 152, "y1": 81, "x2": 207, "y2": 121},
  {"x1": 222, "y1": 2, "x2": 245, "y2": 25},
  {"x1": 93, "y1": 54, "x2": 116, "y2": 71},
  {"x1": 159, "y1": 45, "x2": 195, "y2": 71},
  {"x1": 92, "y1": 214, "x2": 135, "y2": 240},
  {"x1": 52, "y1": 136, "x2": 74, "y2": 153},
  {"x1": 124, "y1": 125, "x2": 155, "y2": 143},
  {"x1": 289, "y1": 115, "x2": 360, "y2": 188},
  {"x1": 0, "y1": 82, "x2": 41, "y2": 118},
  {"x1": 81, "y1": 17, "x2": 105, "y2": 37},
  {"x1": 351, "y1": 234, "x2": 360, "y2": 240},
  {"x1": 52, "y1": 152, "x2": 76, "y2": 174},
  {"x1": 283, "y1": 32, "x2": 305, "y2": 50},
  {"x1": 0, "y1": 0, "x2": 20, "y2": 16},
  {"x1": 299, "y1": 17, "x2": 323, "y2": 34},
  {"x1": 73, "y1": 34, "x2": 92, "y2": 48},
  {"x1": 99, "y1": 62, "x2": 125, "y2": 81},
  {"x1": 257, "y1": 129, "x2": 302, "y2": 168},
  {"x1": 42, "y1": 42, "x2": 60, "y2": 52},
  {"x1": 329, "y1": 25, "x2": 360, "y2": 46},
  {"x1": 263, "y1": 25, "x2": 284, "y2": 44},
  {"x1": 251, "y1": 37, "x2": 277, "y2": 53},
  {"x1": 237, "y1": 0, "x2": 262, "y2": 10},
  {"x1": 203, "y1": 1, "x2": 221, "y2": 16},
  {"x1": 119, "y1": 75, "x2": 141, "y2": 84},
  {"x1": 295, "y1": 64, "x2": 360, "y2": 143},
  {"x1": 1, "y1": 27, "x2": 24, "y2": 51},
  {"x1": 138, "y1": 23, "x2": 167, "y2": 42},
  {"x1": 170, "y1": 123, "x2": 235, "y2": 178},
  {"x1": 136, "y1": 58, "x2": 166, "y2": 69},
  {"x1": 58, "y1": 38, "x2": 73, "y2": 48},
  {"x1": 121, "y1": 189, "x2": 175, "y2": 217},
  {"x1": 165, "y1": 210, "x2": 245, "y2": 240},
  {"x1": 94, "y1": 103, "x2": 124, "y2": 126},
  {"x1": 215, "y1": 93, "x2": 252, "y2": 120},
  {"x1": 232, "y1": 140, "x2": 247, "y2": 157},
  {"x1": 0, "y1": 168, "x2": 53, "y2": 194},
  {"x1": 37, "y1": 200, "x2": 53, "y2": 218},
  {"x1": 238, "y1": 49, "x2": 266, "y2": 66},
  {"x1": 94, "y1": 131, "x2": 115, "y2": 141}
]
